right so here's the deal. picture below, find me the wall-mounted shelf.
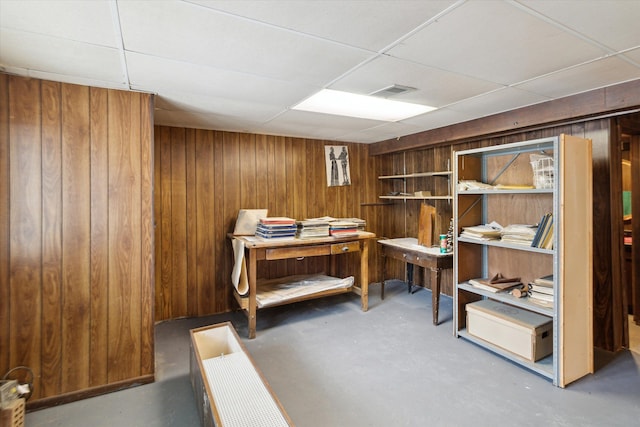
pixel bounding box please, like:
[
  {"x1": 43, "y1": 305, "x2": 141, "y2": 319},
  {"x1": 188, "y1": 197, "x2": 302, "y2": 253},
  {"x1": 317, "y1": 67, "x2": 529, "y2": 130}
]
[
  {"x1": 378, "y1": 171, "x2": 453, "y2": 180},
  {"x1": 378, "y1": 167, "x2": 452, "y2": 201},
  {"x1": 380, "y1": 195, "x2": 453, "y2": 200}
]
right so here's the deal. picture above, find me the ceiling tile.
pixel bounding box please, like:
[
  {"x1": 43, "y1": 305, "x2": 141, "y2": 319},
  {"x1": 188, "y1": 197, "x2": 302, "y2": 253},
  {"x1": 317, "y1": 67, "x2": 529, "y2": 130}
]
[
  {"x1": 387, "y1": 0, "x2": 607, "y2": 85},
  {"x1": 337, "y1": 121, "x2": 430, "y2": 144},
  {"x1": 330, "y1": 55, "x2": 503, "y2": 107},
  {"x1": 259, "y1": 109, "x2": 385, "y2": 141},
  {"x1": 188, "y1": 0, "x2": 458, "y2": 51},
  {"x1": 126, "y1": 52, "x2": 319, "y2": 106},
  {"x1": 519, "y1": 0, "x2": 640, "y2": 51},
  {"x1": 0, "y1": 28, "x2": 126, "y2": 84},
  {"x1": 118, "y1": 1, "x2": 373, "y2": 85},
  {"x1": 447, "y1": 87, "x2": 550, "y2": 117},
  {"x1": 400, "y1": 107, "x2": 477, "y2": 130},
  {"x1": 154, "y1": 108, "x2": 255, "y2": 132},
  {"x1": 624, "y1": 47, "x2": 640, "y2": 64},
  {"x1": 515, "y1": 55, "x2": 640, "y2": 98},
  {"x1": 0, "y1": 0, "x2": 117, "y2": 47},
  {"x1": 155, "y1": 91, "x2": 285, "y2": 123}
]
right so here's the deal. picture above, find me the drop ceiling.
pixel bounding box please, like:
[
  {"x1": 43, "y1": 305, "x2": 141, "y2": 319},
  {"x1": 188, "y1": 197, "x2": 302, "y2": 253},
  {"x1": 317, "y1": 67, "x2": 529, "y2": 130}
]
[{"x1": 1, "y1": 0, "x2": 639, "y2": 143}]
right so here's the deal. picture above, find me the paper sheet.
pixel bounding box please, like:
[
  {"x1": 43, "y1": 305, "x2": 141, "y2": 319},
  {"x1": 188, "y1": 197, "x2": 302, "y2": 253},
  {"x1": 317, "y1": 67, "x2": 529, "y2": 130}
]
[{"x1": 231, "y1": 238, "x2": 249, "y2": 295}]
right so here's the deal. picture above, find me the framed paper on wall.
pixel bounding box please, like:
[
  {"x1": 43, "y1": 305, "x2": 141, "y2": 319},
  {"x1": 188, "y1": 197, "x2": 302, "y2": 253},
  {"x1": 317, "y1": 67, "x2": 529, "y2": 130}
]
[{"x1": 325, "y1": 145, "x2": 351, "y2": 187}]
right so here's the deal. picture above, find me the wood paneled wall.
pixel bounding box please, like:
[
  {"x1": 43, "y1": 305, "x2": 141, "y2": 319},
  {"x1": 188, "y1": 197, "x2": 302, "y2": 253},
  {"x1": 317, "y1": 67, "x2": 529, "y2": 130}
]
[
  {"x1": 0, "y1": 74, "x2": 154, "y2": 406},
  {"x1": 153, "y1": 127, "x2": 384, "y2": 320}
]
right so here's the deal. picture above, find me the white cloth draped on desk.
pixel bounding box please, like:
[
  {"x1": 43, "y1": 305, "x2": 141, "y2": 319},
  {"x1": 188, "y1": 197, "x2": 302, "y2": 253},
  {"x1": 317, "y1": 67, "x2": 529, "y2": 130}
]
[{"x1": 231, "y1": 238, "x2": 249, "y2": 295}]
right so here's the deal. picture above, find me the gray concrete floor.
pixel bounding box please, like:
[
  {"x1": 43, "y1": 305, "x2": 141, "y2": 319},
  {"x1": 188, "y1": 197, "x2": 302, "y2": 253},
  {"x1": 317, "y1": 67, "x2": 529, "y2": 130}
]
[{"x1": 26, "y1": 280, "x2": 640, "y2": 426}]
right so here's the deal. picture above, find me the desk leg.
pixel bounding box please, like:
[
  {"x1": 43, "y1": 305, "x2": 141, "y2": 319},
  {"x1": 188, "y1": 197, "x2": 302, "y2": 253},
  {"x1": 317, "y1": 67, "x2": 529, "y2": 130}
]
[
  {"x1": 360, "y1": 239, "x2": 369, "y2": 311},
  {"x1": 247, "y1": 248, "x2": 258, "y2": 339},
  {"x1": 407, "y1": 264, "x2": 414, "y2": 294},
  {"x1": 381, "y1": 251, "x2": 386, "y2": 300},
  {"x1": 430, "y1": 267, "x2": 441, "y2": 325}
]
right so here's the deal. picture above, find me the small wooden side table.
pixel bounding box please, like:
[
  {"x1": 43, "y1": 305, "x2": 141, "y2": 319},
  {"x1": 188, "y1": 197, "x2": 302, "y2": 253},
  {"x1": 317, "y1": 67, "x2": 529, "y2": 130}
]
[{"x1": 379, "y1": 238, "x2": 453, "y2": 325}]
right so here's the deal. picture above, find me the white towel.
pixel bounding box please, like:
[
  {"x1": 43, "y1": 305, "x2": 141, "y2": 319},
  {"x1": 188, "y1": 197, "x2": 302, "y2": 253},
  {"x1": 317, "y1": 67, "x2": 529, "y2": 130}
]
[{"x1": 231, "y1": 238, "x2": 249, "y2": 295}]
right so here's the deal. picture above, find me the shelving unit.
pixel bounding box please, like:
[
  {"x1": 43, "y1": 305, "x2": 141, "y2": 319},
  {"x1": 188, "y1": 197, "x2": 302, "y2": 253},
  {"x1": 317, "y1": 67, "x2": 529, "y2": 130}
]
[
  {"x1": 378, "y1": 162, "x2": 452, "y2": 201},
  {"x1": 453, "y1": 135, "x2": 593, "y2": 387}
]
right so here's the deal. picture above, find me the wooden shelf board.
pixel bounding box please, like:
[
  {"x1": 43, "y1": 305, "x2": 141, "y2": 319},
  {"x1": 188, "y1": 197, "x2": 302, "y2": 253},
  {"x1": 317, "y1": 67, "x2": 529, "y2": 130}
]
[
  {"x1": 378, "y1": 171, "x2": 452, "y2": 179},
  {"x1": 457, "y1": 237, "x2": 554, "y2": 254},
  {"x1": 457, "y1": 283, "x2": 554, "y2": 317},
  {"x1": 379, "y1": 196, "x2": 453, "y2": 200}
]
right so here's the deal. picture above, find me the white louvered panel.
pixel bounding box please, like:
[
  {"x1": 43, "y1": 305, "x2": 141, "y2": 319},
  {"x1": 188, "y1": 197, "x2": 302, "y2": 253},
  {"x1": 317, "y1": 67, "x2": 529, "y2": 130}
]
[{"x1": 202, "y1": 353, "x2": 289, "y2": 427}]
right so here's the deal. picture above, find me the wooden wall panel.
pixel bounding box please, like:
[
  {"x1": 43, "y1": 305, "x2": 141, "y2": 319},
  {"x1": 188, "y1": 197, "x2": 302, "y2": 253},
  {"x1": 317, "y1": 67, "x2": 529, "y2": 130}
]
[
  {"x1": 139, "y1": 92, "x2": 154, "y2": 376},
  {"x1": 61, "y1": 83, "x2": 91, "y2": 393},
  {"x1": 169, "y1": 127, "x2": 187, "y2": 318},
  {"x1": 0, "y1": 75, "x2": 9, "y2": 377},
  {"x1": 0, "y1": 74, "x2": 154, "y2": 406},
  {"x1": 186, "y1": 129, "x2": 198, "y2": 317},
  {"x1": 195, "y1": 129, "x2": 215, "y2": 316},
  {"x1": 89, "y1": 86, "x2": 109, "y2": 387},
  {"x1": 154, "y1": 128, "x2": 380, "y2": 320},
  {"x1": 40, "y1": 80, "x2": 62, "y2": 397},
  {"x1": 8, "y1": 76, "x2": 43, "y2": 396},
  {"x1": 107, "y1": 89, "x2": 144, "y2": 383}
]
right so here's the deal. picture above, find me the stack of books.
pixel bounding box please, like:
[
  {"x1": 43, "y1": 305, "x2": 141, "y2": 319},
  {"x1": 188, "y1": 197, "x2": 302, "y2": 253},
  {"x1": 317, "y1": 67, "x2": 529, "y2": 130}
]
[
  {"x1": 468, "y1": 274, "x2": 522, "y2": 293},
  {"x1": 296, "y1": 219, "x2": 330, "y2": 239},
  {"x1": 500, "y1": 224, "x2": 538, "y2": 246},
  {"x1": 328, "y1": 220, "x2": 359, "y2": 237},
  {"x1": 531, "y1": 213, "x2": 554, "y2": 249},
  {"x1": 255, "y1": 217, "x2": 297, "y2": 239},
  {"x1": 528, "y1": 274, "x2": 554, "y2": 308}
]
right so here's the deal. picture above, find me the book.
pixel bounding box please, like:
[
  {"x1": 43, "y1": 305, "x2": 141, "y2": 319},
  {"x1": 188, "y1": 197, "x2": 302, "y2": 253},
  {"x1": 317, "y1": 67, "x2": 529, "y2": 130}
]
[
  {"x1": 531, "y1": 213, "x2": 554, "y2": 249},
  {"x1": 529, "y1": 290, "x2": 554, "y2": 303},
  {"x1": 494, "y1": 184, "x2": 536, "y2": 190},
  {"x1": 259, "y1": 217, "x2": 296, "y2": 225},
  {"x1": 533, "y1": 274, "x2": 553, "y2": 287},
  {"x1": 528, "y1": 295, "x2": 554, "y2": 308},
  {"x1": 468, "y1": 275, "x2": 523, "y2": 293},
  {"x1": 531, "y1": 213, "x2": 550, "y2": 247},
  {"x1": 541, "y1": 220, "x2": 554, "y2": 249},
  {"x1": 530, "y1": 284, "x2": 554, "y2": 295}
]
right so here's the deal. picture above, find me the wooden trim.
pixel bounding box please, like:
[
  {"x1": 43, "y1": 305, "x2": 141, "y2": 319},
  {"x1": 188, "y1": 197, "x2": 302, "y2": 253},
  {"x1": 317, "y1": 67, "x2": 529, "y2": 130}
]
[
  {"x1": 25, "y1": 375, "x2": 154, "y2": 411},
  {"x1": 371, "y1": 79, "x2": 640, "y2": 155}
]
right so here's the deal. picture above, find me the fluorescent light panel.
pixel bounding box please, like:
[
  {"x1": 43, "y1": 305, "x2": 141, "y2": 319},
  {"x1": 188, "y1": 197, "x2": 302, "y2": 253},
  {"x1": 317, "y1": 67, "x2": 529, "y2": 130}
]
[{"x1": 292, "y1": 89, "x2": 436, "y2": 121}]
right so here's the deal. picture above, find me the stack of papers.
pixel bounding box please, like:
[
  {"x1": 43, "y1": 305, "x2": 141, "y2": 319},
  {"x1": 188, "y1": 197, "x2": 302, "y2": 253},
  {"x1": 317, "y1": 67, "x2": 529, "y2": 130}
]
[
  {"x1": 460, "y1": 222, "x2": 502, "y2": 241},
  {"x1": 329, "y1": 221, "x2": 359, "y2": 237},
  {"x1": 296, "y1": 219, "x2": 330, "y2": 239},
  {"x1": 500, "y1": 224, "x2": 537, "y2": 246}
]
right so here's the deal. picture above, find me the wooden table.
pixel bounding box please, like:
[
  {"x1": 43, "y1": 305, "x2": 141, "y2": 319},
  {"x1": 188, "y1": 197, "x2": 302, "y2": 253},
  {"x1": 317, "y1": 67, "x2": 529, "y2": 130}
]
[
  {"x1": 230, "y1": 232, "x2": 375, "y2": 338},
  {"x1": 379, "y1": 237, "x2": 453, "y2": 325}
]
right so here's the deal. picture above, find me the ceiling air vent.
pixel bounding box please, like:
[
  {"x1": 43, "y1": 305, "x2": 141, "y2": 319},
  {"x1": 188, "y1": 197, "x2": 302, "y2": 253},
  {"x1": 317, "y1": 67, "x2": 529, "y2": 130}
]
[{"x1": 370, "y1": 84, "x2": 416, "y2": 98}]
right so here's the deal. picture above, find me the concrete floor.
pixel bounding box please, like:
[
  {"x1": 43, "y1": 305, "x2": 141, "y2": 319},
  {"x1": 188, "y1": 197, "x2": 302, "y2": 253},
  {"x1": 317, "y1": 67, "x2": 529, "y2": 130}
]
[{"x1": 26, "y1": 280, "x2": 640, "y2": 427}]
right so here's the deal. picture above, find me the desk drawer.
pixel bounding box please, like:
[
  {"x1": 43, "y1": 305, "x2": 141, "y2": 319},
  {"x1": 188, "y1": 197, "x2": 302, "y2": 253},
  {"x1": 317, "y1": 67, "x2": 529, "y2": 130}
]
[
  {"x1": 331, "y1": 241, "x2": 360, "y2": 254},
  {"x1": 266, "y1": 244, "x2": 330, "y2": 260}
]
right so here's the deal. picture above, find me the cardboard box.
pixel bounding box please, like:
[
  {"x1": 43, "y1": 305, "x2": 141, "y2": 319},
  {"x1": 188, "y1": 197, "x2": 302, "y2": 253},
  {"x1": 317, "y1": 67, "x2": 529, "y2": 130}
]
[{"x1": 466, "y1": 299, "x2": 553, "y2": 362}]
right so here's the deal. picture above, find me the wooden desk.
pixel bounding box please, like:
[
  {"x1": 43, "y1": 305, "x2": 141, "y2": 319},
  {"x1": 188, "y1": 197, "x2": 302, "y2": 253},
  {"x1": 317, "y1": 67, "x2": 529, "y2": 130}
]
[
  {"x1": 379, "y1": 238, "x2": 453, "y2": 325},
  {"x1": 230, "y1": 232, "x2": 375, "y2": 338}
]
